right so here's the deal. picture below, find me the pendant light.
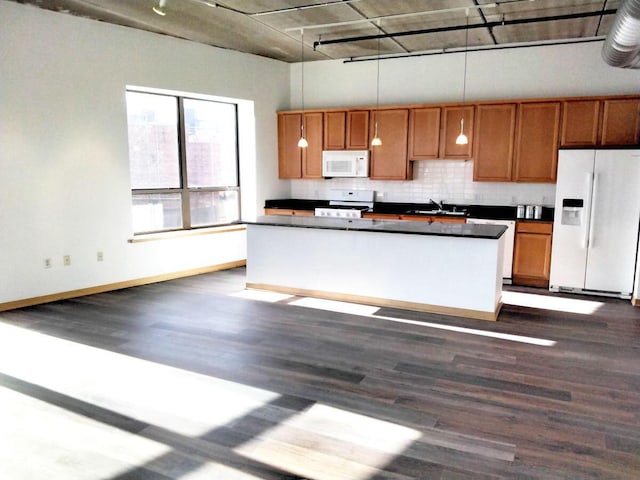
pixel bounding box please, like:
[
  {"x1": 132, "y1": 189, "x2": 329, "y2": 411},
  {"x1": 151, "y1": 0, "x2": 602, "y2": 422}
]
[
  {"x1": 297, "y1": 28, "x2": 309, "y2": 148},
  {"x1": 455, "y1": 10, "x2": 469, "y2": 146},
  {"x1": 152, "y1": 0, "x2": 167, "y2": 16},
  {"x1": 371, "y1": 20, "x2": 383, "y2": 147}
]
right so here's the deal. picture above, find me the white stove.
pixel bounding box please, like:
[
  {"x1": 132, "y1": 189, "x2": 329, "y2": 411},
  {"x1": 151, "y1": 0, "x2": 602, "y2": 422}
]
[{"x1": 314, "y1": 190, "x2": 375, "y2": 218}]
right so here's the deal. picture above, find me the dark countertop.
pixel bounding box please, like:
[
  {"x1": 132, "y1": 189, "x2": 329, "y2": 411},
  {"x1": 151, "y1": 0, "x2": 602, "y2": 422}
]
[
  {"x1": 264, "y1": 199, "x2": 555, "y2": 222},
  {"x1": 246, "y1": 215, "x2": 507, "y2": 239}
]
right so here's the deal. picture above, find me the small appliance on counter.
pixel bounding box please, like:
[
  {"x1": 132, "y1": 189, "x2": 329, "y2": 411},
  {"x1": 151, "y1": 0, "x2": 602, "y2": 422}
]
[
  {"x1": 518, "y1": 204, "x2": 543, "y2": 219},
  {"x1": 314, "y1": 189, "x2": 375, "y2": 218}
]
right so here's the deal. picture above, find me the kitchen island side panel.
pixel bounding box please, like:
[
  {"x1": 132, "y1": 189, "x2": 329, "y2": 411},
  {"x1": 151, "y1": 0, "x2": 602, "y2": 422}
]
[{"x1": 246, "y1": 224, "x2": 504, "y2": 317}]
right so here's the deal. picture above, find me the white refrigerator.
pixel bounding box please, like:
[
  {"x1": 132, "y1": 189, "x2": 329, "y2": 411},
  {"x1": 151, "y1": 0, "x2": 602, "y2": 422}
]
[{"x1": 549, "y1": 149, "x2": 640, "y2": 298}]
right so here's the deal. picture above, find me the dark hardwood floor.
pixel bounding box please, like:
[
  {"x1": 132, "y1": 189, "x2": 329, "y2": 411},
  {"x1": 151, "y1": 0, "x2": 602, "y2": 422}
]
[{"x1": 1, "y1": 267, "x2": 640, "y2": 479}]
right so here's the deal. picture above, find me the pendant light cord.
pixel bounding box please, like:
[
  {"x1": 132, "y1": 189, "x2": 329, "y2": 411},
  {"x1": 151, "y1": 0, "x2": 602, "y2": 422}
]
[
  {"x1": 375, "y1": 28, "x2": 380, "y2": 109},
  {"x1": 300, "y1": 28, "x2": 305, "y2": 113},
  {"x1": 462, "y1": 11, "x2": 468, "y2": 103}
]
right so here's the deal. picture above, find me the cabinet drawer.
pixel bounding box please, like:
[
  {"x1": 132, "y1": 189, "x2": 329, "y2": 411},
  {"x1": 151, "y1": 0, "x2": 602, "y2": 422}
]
[
  {"x1": 265, "y1": 208, "x2": 314, "y2": 216},
  {"x1": 362, "y1": 213, "x2": 402, "y2": 220},
  {"x1": 516, "y1": 221, "x2": 552, "y2": 234}
]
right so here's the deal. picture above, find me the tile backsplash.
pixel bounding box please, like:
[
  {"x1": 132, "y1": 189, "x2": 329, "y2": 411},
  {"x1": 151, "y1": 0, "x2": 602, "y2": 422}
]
[{"x1": 290, "y1": 159, "x2": 556, "y2": 206}]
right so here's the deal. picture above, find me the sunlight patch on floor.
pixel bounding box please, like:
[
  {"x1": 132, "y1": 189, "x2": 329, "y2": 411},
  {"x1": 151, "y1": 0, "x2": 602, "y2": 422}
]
[
  {"x1": 360, "y1": 313, "x2": 557, "y2": 347},
  {"x1": 0, "y1": 322, "x2": 279, "y2": 437},
  {"x1": 235, "y1": 404, "x2": 421, "y2": 480},
  {"x1": 231, "y1": 289, "x2": 294, "y2": 303},
  {"x1": 502, "y1": 291, "x2": 605, "y2": 315},
  {"x1": 289, "y1": 297, "x2": 381, "y2": 316},
  {"x1": 0, "y1": 386, "x2": 171, "y2": 480}
]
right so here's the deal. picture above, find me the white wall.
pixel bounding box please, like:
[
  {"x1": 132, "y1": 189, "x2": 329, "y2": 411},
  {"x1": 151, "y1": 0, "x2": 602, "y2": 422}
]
[
  {"x1": 291, "y1": 41, "x2": 640, "y2": 109},
  {"x1": 0, "y1": 1, "x2": 290, "y2": 304}
]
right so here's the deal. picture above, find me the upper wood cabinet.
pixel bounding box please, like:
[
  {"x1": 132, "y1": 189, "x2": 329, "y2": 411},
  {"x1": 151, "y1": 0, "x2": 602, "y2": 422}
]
[
  {"x1": 560, "y1": 100, "x2": 601, "y2": 147},
  {"x1": 514, "y1": 102, "x2": 560, "y2": 183},
  {"x1": 473, "y1": 103, "x2": 517, "y2": 182},
  {"x1": 277, "y1": 112, "x2": 323, "y2": 179},
  {"x1": 408, "y1": 107, "x2": 441, "y2": 160},
  {"x1": 369, "y1": 109, "x2": 411, "y2": 180},
  {"x1": 346, "y1": 110, "x2": 370, "y2": 149},
  {"x1": 439, "y1": 106, "x2": 474, "y2": 159},
  {"x1": 601, "y1": 98, "x2": 640, "y2": 146},
  {"x1": 561, "y1": 98, "x2": 640, "y2": 147},
  {"x1": 324, "y1": 111, "x2": 346, "y2": 150}
]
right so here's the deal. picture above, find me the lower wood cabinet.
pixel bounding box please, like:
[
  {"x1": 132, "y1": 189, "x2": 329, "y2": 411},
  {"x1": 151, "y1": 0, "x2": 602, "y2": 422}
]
[
  {"x1": 362, "y1": 212, "x2": 466, "y2": 223},
  {"x1": 513, "y1": 221, "x2": 553, "y2": 288},
  {"x1": 264, "y1": 208, "x2": 315, "y2": 216}
]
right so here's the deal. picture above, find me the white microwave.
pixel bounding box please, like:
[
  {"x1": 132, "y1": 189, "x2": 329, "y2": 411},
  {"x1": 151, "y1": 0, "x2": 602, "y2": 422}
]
[{"x1": 322, "y1": 150, "x2": 369, "y2": 178}]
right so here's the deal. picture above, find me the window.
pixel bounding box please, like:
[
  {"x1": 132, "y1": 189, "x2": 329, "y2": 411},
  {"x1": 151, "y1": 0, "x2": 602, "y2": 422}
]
[{"x1": 126, "y1": 90, "x2": 240, "y2": 234}]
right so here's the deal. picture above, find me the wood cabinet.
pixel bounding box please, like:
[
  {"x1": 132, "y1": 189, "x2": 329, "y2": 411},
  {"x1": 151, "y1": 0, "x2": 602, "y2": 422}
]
[
  {"x1": 473, "y1": 103, "x2": 517, "y2": 181},
  {"x1": 601, "y1": 98, "x2": 640, "y2": 146},
  {"x1": 408, "y1": 107, "x2": 441, "y2": 160},
  {"x1": 346, "y1": 110, "x2": 370, "y2": 149},
  {"x1": 560, "y1": 100, "x2": 600, "y2": 147},
  {"x1": 362, "y1": 212, "x2": 466, "y2": 223},
  {"x1": 324, "y1": 111, "x2": 346, "y2": 150},
  {"x1": 264, "y1": 208, "x2": 315, "y2": 216},
  {"x1": 561, "y1": 97, "x2": 640, "y2": 147},
  {"x1": 440, "y1": 106, "x2": 474, "y2": 159},
  {"x1": 369, "y1": 109, "x2": 411, "y2": 180},
  {"x1": 513, "y1": 102, "x2": 560, "y2": 183},
  {"x1": 399, "y1": 215, "x2": 466, "y2": 223},
  {"x1": 513, "y1": 221, "x2": 553, "y2": 287},
  {"x1": 278, "y1": 94, "x2": 639, "y2": 180},
  {"x1": 277, "y1": 112, "x2": 323, "y2": 179}
]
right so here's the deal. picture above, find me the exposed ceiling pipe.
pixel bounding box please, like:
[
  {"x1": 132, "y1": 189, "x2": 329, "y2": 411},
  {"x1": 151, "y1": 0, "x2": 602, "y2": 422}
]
[
  {"x1": 602, "y1": 0, "x2": 640, "y2": 68},
  {"x1": 314, "y1": 9, "x2": 616, "y2": 49}
]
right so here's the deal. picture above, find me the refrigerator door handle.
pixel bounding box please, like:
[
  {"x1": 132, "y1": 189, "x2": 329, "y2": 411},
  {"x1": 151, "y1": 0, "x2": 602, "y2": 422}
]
[
  {"x1": 589, "y1": 173, "x2": 599, "y2": 248},
  {"x1": 582, "y1": 172, "x2": 593, "y2": 249}
]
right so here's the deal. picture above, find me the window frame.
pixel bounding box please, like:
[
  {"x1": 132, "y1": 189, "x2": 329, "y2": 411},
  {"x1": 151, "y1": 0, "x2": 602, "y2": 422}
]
[{"x1": 127, "y1": 89, "x2": 241, "y2": 235}]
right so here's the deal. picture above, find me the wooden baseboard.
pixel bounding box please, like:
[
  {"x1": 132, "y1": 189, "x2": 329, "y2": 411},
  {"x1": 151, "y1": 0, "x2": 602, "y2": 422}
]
[
  {"x1": 0, "y1": 260, "x2": 246, "y2": 312},
  {"x1": 633, "y1": 297, "x2": 639, "y2": 307},
  {"x1": 246, "y1": 282, "x2": 502, "y2": 322}
]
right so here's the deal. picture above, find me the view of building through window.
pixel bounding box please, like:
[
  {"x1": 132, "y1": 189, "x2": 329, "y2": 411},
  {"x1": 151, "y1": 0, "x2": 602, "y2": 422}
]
[{"x1": 126, "y1": 90, "x2": 240, "y2": 233}]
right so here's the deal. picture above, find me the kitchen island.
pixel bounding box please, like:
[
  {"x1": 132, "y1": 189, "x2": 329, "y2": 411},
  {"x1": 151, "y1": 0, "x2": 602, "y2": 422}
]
[{"x1": 245, "y1": 216, "x2": 507, "y2": 321}]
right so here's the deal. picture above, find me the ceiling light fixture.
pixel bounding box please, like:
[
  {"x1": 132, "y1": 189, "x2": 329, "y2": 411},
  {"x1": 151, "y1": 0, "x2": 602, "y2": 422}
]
[
  {"x1": 152, "y1": 0, "x2": 167, "y2": 16},
  {"x1": 297, "y1": 28, "x2": 308, "y2": 148},
  {"x1": 371, "y1": 20, "x2": 382, "y2": 147},
  {"x1": 456, "y1": 9, "x2": 469, "y2": 146}
]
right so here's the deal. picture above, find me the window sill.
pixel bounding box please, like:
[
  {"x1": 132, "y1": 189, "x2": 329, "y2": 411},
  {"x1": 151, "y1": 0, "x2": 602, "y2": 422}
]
[{"x1": 128, "y1": 224, "x2": 246, "y2": 243}]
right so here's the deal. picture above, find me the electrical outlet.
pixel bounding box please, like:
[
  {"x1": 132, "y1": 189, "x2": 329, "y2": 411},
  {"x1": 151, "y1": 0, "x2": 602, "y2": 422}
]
[
  {"x1": 63, "y1": 255, "x2": 71, "y2": 266},
  {"x1": 44, "y1": 258, "x2": 52, "y2": 269},
  {"x1": 97, "y1": 251, "x2": 103, "y2": 262}
]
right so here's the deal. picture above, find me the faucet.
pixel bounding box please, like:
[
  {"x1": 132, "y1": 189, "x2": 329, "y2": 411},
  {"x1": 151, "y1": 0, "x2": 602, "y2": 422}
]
[{"x1": 429, "y1": 198, "x2": 444, "y2": 211}]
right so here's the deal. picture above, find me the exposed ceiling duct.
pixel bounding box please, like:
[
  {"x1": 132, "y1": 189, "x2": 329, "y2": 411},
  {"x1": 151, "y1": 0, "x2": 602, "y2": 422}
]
[{"x1": 602, "y1": 0, "x2": 640, "y2": 67}]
